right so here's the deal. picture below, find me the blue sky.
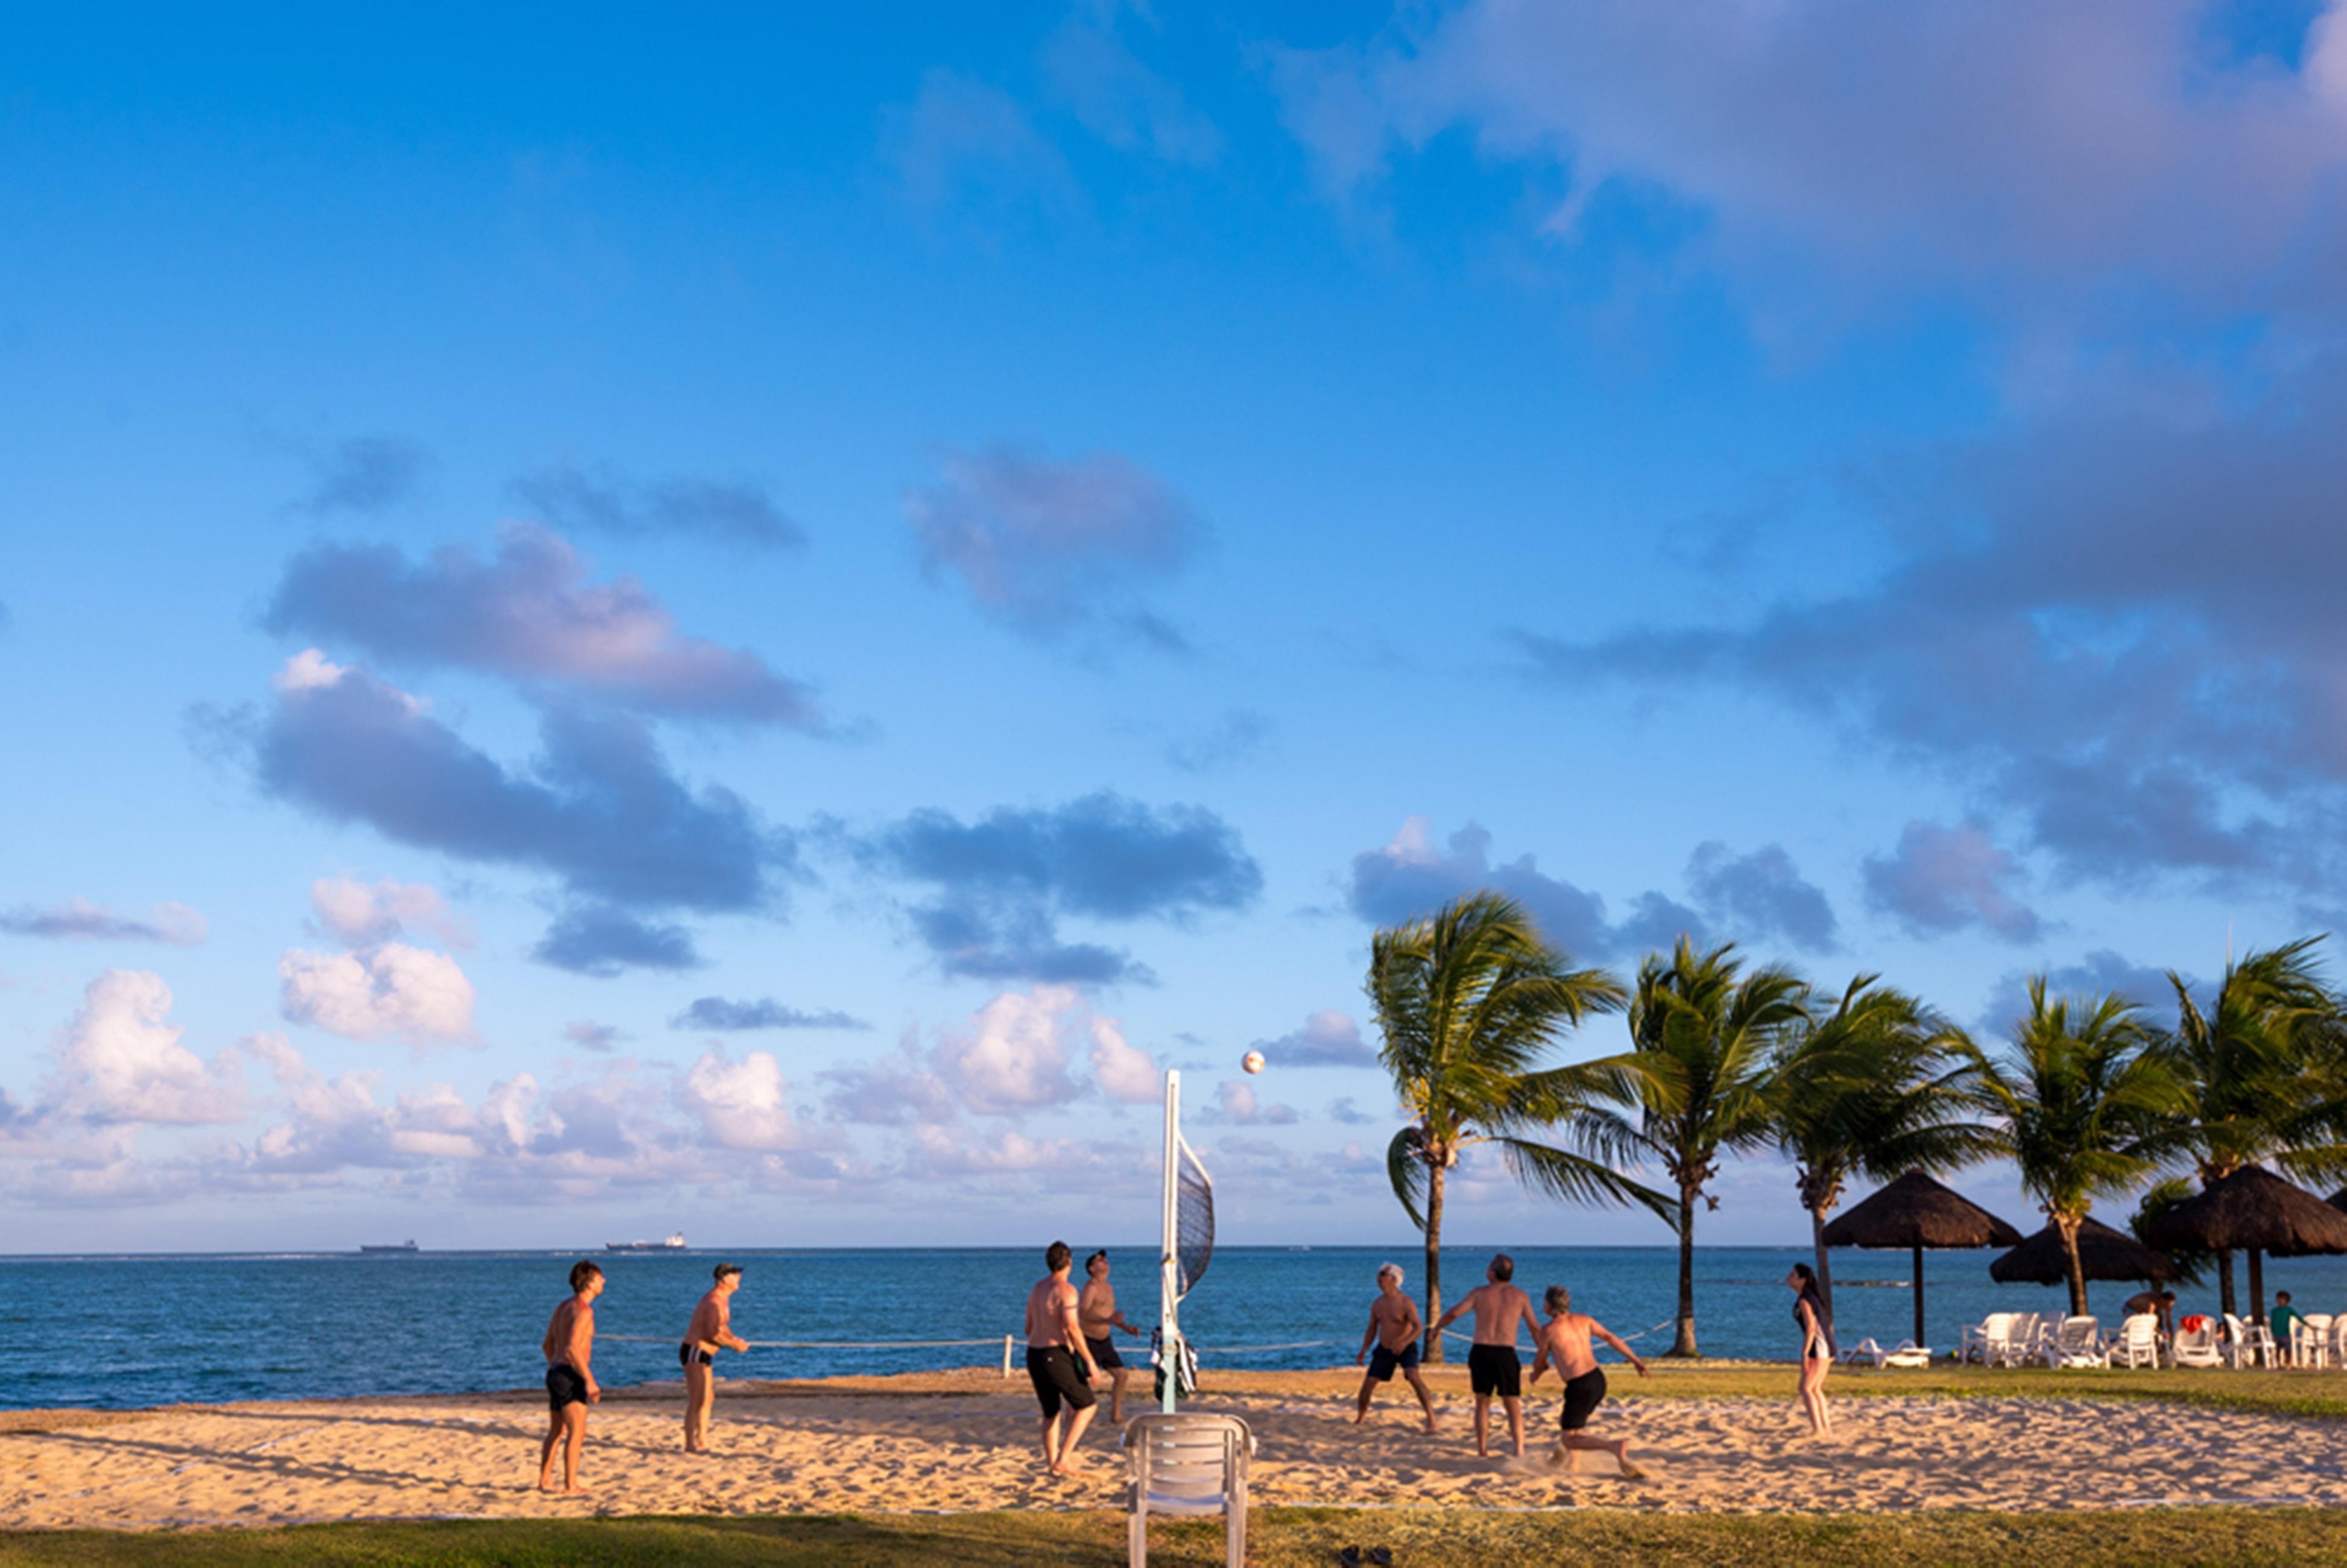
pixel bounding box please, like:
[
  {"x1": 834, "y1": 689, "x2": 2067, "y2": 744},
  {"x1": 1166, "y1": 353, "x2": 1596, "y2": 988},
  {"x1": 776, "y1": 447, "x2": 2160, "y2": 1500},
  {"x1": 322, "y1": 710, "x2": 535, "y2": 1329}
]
[{"x1": 7, "y1": 0, "x2": 2347, "y2": 1251}]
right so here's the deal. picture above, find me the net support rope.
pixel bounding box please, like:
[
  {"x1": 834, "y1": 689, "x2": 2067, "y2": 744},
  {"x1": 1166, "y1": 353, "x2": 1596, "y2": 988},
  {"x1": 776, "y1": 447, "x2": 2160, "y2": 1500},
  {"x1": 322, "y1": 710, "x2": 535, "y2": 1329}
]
[{"x1": 595, "y1": 1317, "x2": 1681, "y2": 1353}]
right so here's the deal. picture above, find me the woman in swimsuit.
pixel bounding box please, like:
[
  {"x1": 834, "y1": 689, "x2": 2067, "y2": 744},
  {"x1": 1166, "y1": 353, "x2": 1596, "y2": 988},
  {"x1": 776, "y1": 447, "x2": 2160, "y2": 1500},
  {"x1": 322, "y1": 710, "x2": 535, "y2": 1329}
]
[{"x1": 1786, "y1": 1263, "x2": 1833, "y2": 1438}]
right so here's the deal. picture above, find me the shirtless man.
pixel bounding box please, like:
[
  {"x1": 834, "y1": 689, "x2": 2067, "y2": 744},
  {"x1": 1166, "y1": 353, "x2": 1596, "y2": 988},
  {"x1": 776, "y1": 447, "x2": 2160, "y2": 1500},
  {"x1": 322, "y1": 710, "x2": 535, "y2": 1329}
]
[
  {"x1": 1527, "y1": 1285, "x2": 1649, "y2": 1478},
  {"x1": 1353, "y1": 1262, "x2": 1436, "y2": 1432},
  {"x1": 1078, "y1": 1251, "x2": 1142, "y2": 1424},
  {"x1": 1023, "y1": 1240, "x2": 1100, "y2": 1476},
  {"x1": 537, "y1": 1260, "x2": 603, "y2": 1494},
  {"x1": 680, "y1": 1263, "x2": 751, "y2": 1453},
  {"x1": 1432, "y1": 1253, "x2": 1539, "y2": 1456}
]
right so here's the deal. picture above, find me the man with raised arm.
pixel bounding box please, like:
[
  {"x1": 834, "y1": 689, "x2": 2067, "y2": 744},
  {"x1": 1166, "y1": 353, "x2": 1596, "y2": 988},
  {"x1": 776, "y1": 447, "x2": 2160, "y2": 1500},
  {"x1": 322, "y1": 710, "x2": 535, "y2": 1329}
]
[
  {"x1": 1433, "y1": 1252, "x2": 1540, "y2": 1457},
  {"x1": 537, "y1": 1260, "x2": 604, "y2": 1494},
  {"x1": 1353, "y1": 1261, "x2": 1437, "y2": 1432},
  {"x1": 1078, "y1": 1250, "x2": 1142, "y2": 1425},
  {"x1": 1024, "y1": 1239, "x2": 1100, "y2": 1476},
  {"x1": 679, "y1": 1262, "x2": 751, "y2": 1453},
  {"x1": 1528, "y1": 1284, "x2": 1650, "y2": 1478}
]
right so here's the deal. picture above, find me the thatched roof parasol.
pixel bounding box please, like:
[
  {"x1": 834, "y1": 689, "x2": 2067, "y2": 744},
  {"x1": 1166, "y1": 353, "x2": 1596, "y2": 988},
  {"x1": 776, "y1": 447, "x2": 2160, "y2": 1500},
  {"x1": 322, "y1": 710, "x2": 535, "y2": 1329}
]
[
  {"x1": 2140, "y1": 1166, "x2": 2347, "y2": 1258},
  {"x1": 1822, "y1": 1171, "x2": 2024, "y2": 1345},
  {"x1": 1989, "y1": 1217, "x2": 2176, "y2": 1286},
  {"x1": 2143, "y1": 1166, "x2": 2347, "y2": 1338}
]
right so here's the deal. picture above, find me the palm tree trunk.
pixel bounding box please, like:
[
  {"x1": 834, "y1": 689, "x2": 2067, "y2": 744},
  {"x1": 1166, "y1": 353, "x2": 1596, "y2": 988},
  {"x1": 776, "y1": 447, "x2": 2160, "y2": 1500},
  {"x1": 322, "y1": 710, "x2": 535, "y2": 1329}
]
[
  {"x1": 2058, "y1": 1216, "x2": 2088, "y2": 1318},
  {"x1": 1423, "y1": 1163, "x2": 1446, "y2": 1365},
  {"x1": 1808, "y1": 1206, "x2": 1836, "y2": 1333},
  {"x1": 1669, "y1": 1185, "x2": 1699, "y2": 1358}
]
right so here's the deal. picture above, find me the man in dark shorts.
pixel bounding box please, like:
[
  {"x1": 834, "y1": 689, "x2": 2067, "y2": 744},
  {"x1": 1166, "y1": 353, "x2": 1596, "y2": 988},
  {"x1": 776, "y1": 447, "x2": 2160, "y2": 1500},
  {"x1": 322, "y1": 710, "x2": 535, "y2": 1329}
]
[
  {"x1": 1433, "y1": 1253, "x2": 1539, "y2": 1456},
  {"x1": 1023, "y1": 1240, "x2": 1099, "y2": 1477},
  {"x1": 1353, "y1": 1262, "x2": 1436, "y2": 1432},
  {"x1": 1528, "y1": 1285, "x2": 1649, "y2": 1478},
  {"x1": 680, "y1": 1263, "x2": 751, "y2": 1453},
  {"x1": 1077, "y1": 1250, "x2": 1142, "y2": 1424},
  {"x1": 537, "y1": 1260, "x2": 604, "y2": 1494}
]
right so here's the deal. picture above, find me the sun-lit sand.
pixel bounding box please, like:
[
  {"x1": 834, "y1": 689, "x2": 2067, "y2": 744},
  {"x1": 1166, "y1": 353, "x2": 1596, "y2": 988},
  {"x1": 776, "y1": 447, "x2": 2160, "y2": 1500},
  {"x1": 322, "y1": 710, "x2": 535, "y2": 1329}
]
[{"x1": 4, "y1": 1366, "x2": 2343, "y2": 1529}]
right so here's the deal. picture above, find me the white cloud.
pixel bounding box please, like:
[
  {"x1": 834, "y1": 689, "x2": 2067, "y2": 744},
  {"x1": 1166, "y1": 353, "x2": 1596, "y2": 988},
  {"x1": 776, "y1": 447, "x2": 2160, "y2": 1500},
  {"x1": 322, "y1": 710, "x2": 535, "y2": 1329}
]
[
  {"x1": 1212, "y1": 1077, "x2": 1299, "y2": 1127},
  {"x1": 1252, "y1": 1008, "x2": 1376, "y2": 1068},
  {"x1": 48, "y1": 970, "x2": 242, "y2": 1125},
  {"x1": 309, "y1": 877, "x2": 472, "y2": 948},
  {"x1": 0, "y1": 898, "x2": 207, "y2": 945},
  {"x1": 933, "y1": 985, "x2": 1087, "y2": 1113},
  {"x1": 677, "y1": 1046, "x2": 803, "y2": 1151},
  {"x1": 278, "y1": 943, "x2": 477, "y2": 1042},
  {"x1": 1088, "y1": 1016, "x2": 1160, "y2": 1103}
]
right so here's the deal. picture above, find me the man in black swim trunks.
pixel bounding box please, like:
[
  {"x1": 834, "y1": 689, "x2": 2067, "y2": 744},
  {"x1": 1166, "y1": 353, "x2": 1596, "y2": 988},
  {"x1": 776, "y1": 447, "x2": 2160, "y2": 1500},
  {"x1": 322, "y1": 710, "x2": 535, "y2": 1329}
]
[
  {"x1": 1529, "y1": 1285, "x2": 1649, "y2": 1478},
  {"x1": 1077, "y1": 1250, "x2": 1142, "y2": 1424},
  {"x1": 538, "y1": 1260, "x2": 603, "y2": 1494},
  {"x1": 1433, "y1": 1253, "x2": 1538, "y2": 1456},
  {"x1": 1023, "y1": 1240, "x2": 1100, "y2": 1477},
  {"x1": 680, "y1": 1263, "x2": 750, "y2": 1453},
  {"x1": 1353, "y1": 1262, "x2": 1437, "y2": 1432}
]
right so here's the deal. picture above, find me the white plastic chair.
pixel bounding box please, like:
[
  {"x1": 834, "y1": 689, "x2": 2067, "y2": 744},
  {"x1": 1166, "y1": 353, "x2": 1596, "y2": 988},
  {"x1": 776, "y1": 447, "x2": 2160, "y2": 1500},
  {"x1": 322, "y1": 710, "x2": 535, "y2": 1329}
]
[
  {"x1": 2330, "y1": 1316, "x2": 2347, "y2": 1368},
  {"x1": 2172, "y1": 1319, "x2": 2223, "y2": 1368},
  {"x1": 2295, "y1": 1314, "x2": 2333, "y2": 1369},
  {"x1": 1122, "y1": 1412, "x2": 1253, "y2": 1567},
  {"x1": 2105, "y1": 1314, "x2": 2160, "y2": 1369},
  {"x1": 1880, "y1": 1339, "x2": 1932, "y2": 1369}
]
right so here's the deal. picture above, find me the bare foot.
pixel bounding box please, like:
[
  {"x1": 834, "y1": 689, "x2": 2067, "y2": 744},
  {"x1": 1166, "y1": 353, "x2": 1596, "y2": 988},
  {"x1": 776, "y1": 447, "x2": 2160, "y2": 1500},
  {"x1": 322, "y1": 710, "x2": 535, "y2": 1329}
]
[
  {"x1": 558, "y1": 1484, "x2": 593, "y2": 1496},
  {"x1": 1618, "y1": 1460, "x2": 1648, "y2": 1482}
]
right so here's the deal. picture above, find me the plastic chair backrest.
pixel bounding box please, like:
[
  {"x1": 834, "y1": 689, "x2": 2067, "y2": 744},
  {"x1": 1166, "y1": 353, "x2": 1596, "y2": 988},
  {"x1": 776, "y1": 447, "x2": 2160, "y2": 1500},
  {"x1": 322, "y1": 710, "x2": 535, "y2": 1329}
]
[{"x1": 1126, "y1": 1414, "x2": 1248, "y2": 1508}]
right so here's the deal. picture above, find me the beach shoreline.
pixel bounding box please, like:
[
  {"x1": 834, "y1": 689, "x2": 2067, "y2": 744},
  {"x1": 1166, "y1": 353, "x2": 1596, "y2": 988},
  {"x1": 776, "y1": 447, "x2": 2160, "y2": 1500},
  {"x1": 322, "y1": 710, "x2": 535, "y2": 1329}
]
[{"x1": 8, "y1": 1364, "x2": 2346, "y2": 1531}]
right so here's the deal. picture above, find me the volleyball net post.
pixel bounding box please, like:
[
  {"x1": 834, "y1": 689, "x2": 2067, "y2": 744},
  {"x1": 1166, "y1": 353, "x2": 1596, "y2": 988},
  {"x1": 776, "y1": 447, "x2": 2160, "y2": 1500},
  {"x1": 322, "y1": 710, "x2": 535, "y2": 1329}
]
[
  {"x1": 1160, "y1": 1069, "x2": 1183, "y2": 1414},
  {"x1": 1157, "y1": 1067, "x2": 1211, "y2": 1413}
]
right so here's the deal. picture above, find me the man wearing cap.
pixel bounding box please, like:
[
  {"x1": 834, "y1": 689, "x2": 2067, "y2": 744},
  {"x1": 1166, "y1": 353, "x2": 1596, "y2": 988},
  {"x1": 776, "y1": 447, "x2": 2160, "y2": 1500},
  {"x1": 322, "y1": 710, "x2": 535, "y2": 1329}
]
[
  {"x1": 680, "y1": 1263, "x2": 751, "y2": 1453},
  {"x1": 1354, "y1": 1261, "x2": 1438, "y2": 1432}
]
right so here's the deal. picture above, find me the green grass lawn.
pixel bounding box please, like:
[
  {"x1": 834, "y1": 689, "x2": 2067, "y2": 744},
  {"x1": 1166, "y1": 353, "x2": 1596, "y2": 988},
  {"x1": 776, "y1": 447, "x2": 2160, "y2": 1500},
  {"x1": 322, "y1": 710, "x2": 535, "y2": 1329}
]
[{"x1": 7, "y1": 1508, "x2": 2347, "y2": 1566}]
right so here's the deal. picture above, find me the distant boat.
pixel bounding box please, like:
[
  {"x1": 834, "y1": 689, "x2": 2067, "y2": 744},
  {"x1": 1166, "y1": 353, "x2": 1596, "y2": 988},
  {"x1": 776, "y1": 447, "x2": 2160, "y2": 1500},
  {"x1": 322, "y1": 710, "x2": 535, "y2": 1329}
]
[
  {"x1": 359, "y1": 1240, "x2": 420, "y2": 1253},
  {"x1": 606, "y1": 1232, "x2": 688, "y2": 1252}
]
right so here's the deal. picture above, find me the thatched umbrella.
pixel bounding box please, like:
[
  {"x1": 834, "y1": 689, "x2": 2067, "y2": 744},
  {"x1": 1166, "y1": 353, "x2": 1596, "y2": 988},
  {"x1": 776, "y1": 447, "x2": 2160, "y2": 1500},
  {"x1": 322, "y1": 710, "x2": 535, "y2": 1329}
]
[
  {"x1": 1990, "y1": 1216, "x2": 2176, "y2": 1288},
  {"x1": 2143, "y1": 1166, "x2": 2347, "y2": 1341},
  {"x1": 1821, "y1": 1171, "x2": 2024, "y2": 1345}
]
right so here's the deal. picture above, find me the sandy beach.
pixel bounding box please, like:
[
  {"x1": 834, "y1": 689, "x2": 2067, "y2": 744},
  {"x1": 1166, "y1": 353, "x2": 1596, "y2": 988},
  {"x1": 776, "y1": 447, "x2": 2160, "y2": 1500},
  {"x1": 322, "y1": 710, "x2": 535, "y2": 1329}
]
[{"x1": 4, "y1": 1365, "x2": 2342, "y2": 1531}]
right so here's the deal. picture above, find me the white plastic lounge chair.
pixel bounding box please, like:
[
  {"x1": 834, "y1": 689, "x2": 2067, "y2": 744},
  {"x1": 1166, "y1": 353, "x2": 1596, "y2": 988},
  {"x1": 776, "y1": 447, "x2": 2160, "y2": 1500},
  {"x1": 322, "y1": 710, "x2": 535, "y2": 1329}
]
[
  {"x1": 2172, "y1": 1319, "x2": 2223, "y2": 1368},
  {"x1": 2001, "y1": 1312, "x2": 2048, "y2": 1368},
  {"x1": 1837, "y1": 1337, "x2": 1887, "y2": 1368},
  {"x1": 1122, "y1": 1412, "x2": 1253, "y2": 1567},
  {"x1": 2038, "y1": 1315, "x2": 2103, "y2": 1368},
  {"x1": 2105, "y1": 1313, "x2": 2160, "y2": 1369},
  {"x1": 2296, "y1": 1314, "x2": 2334, "y2": 1369},
  {"x1": 1880, "y1": 1339, "x2": 1933, "y2": 1369},
  {"x1": 2223, "y1": 1314, "x2": 2278, "y2": 1370},
  {"x1": 1959, "y1": 1312, "x2": 2015, "y2": 1365}
]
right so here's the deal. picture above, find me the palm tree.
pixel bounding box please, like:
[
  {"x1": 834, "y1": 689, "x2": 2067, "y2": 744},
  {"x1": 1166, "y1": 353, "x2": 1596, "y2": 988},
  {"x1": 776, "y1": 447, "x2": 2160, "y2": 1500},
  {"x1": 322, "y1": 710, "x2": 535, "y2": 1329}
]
[
  {"x1": 1585, "y1": 938, "x2": 1810, "y2": 1358},
  {"x1": 2155, "y1": 936, "x2": 2347, "y2": 1317},
  {"x1": 1973, "y1": 979, "x2": 2188, "y2": 1315},
  {"x1": 1368, "y1": 891, "x2": 1657, "y2": 1362},
  {"x1": 1770, "y1": 975, "x2": 1995, "y2": 1328}
]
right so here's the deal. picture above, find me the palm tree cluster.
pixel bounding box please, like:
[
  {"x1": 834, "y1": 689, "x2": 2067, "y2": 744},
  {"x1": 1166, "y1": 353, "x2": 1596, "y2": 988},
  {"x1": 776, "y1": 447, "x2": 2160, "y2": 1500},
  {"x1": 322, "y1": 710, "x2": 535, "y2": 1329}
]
[{"x1": 1366, "y1": 894, "x2": 2347, "y2": 1359}]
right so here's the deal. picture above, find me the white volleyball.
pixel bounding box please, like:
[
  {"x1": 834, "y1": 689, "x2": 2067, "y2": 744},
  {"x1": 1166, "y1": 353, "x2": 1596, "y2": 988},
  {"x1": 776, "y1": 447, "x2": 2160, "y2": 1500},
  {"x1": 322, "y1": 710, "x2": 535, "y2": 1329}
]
[{"x1": 1242, "y1": 1050, "x2": 1266, "y2": 1075}]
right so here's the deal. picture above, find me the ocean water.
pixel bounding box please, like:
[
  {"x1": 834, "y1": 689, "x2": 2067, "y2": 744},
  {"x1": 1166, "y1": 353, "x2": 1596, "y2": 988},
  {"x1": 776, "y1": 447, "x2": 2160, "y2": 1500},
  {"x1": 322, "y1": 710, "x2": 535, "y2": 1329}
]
[{"x1": 7, "y1": 1244, "x2": 2347, "y2": 1411}]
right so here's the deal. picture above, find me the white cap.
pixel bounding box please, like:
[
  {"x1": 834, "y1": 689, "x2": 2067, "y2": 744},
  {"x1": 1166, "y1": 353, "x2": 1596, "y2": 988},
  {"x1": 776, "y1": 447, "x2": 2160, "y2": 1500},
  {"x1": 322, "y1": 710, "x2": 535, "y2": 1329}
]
[{"x1": 1377, "y1": 1262, "x2": 1403, "y2": 1283}]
